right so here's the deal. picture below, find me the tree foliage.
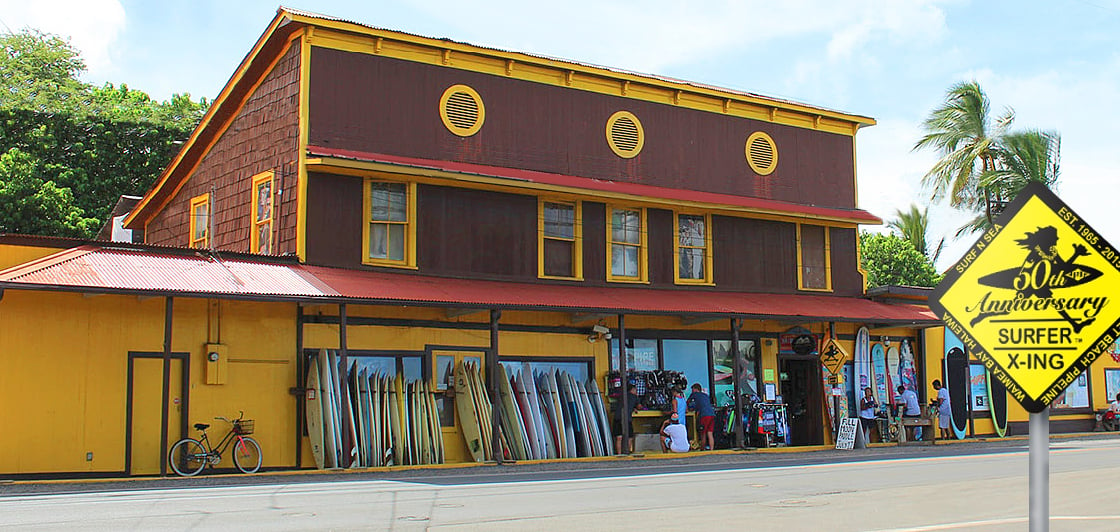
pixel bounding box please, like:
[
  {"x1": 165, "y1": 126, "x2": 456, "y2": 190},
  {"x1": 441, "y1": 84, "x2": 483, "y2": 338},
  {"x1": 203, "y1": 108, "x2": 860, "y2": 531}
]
[
  {"x1": 888, "y1": 203, "x2": 943, "y2": 264},
  {"x1": 914, "y1": 81, "x2": 1060, "y2": 235},
  {"x1": 0, "y1": 148, "x2": 98, "y2": 237},
  {"x1": 860, "y1": 231, "x2": 942, "y2": 289},
  {"x1": 0, "y1": 28, "x2": 209, "y2": 237}
]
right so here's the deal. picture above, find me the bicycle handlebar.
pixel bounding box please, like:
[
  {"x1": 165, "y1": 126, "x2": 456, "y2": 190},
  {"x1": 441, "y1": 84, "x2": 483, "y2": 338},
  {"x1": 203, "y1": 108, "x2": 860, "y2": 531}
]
[{"x1": 214, "y1": 410, "x2": 245, "y2": 423}]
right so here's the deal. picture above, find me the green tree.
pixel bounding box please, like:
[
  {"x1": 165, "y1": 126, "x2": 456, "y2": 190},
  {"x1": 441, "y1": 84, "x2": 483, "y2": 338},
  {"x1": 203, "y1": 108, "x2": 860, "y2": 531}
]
[
  {"x1": 913, "y1": 81, "x2": 1060, "y2": 234},
  {"x1": 888, "y1": 203, "x2": 943, "y2": 264},
  {"x1": 0, "y1": 28, "x2": 209, "y2": 237},
  {"x1": 0, "y1": 29, "x2": 88, "y2": 114},
  {"x1": 0, "y1": 148, "x2": 98, "y2": 237},
  {"x1": 860, "y1": 232, "x2": 942, "y2": 289}
]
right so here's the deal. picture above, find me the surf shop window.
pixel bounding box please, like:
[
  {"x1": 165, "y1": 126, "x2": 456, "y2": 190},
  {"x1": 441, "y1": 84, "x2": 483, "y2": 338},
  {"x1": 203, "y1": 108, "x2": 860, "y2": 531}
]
[
  {"x1": 249, "y1": 170, "x2": 274, "y2": 255},
  {"x1": 344, "y1": 352, "x2": 426, "y2": 382},
  {"x1": 498, "y1": 357, "x2": 593, "y2": 384},
  {"x1": 609, "y1": 338, "x2": 760, "y2": 408},
  {"x1": 1051, "y1": 371, "x2": 1091, "y2": 411},
  {"x1": 432, "y1": 349, "x2": 486, "y2": 428}
]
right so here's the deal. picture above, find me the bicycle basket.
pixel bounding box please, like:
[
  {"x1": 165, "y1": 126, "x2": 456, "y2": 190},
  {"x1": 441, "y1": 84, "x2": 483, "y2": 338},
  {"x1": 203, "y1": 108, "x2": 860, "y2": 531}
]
[{"x1": 233, "y1": 419, "x2": 255, "y2": 435}]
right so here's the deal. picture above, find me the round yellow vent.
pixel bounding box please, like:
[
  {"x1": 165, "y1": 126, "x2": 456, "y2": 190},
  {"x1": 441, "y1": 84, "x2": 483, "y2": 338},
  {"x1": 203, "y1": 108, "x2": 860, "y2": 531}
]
[
  {"x1": 439, "y1": 84, "x2": 485, "y2": 137},
  {"x1": 606, "y1": 111, "x2": 644, "y2": 158},
  {"x1": 745, "y1": 131, "x2": 778, "y2": 175}
]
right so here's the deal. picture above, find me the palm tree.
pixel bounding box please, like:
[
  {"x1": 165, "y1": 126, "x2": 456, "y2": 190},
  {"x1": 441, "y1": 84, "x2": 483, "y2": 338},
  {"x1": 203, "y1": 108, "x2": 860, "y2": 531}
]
[
  {"x1": 913, "y1": 81, "x2": 1014, "y2": 226},
  {"x1": 888, "y1": 204, "x2": 943, "y2": 264},
  {"x1": 914, "y1": 81, "x2": 1060, "y2": 235}
]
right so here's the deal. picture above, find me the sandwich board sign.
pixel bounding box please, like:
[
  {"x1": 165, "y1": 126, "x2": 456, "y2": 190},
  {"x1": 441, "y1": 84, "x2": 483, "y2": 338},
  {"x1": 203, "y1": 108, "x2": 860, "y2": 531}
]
[{"x1": 930, "y1": 181, "x2": 1120, "y2": 413}]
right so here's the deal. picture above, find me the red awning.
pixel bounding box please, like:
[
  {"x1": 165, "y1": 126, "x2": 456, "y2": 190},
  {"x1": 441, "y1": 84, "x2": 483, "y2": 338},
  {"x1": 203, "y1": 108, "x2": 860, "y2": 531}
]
[
  {"x1": 306, "y1": 146, "x2": 883, "y2": 225},
  {"x1": 0, "y1": 244, "x2": 936, "y2": 325}
]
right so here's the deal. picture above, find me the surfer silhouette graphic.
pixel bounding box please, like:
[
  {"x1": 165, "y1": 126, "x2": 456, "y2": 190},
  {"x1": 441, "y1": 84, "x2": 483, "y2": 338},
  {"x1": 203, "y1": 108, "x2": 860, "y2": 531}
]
[{"x1": 970, "y1": 225, "x2": 1103, "y2": 331}]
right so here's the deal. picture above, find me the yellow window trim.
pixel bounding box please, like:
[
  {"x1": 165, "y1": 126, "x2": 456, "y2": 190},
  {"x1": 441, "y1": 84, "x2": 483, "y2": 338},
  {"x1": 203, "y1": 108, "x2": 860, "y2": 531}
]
[
  {"x1": 188, "y1": 193, "x2": 210, "y2": 249},
  {"x1": 605, "y1": 205, "x2": 648, "y2": 284},
  {"x1": 537, "y1": 198, "x2": 584, "y2": 281},
  {"x1": 361, "y1": 178, "x2": 418, "y2": 269},
  {"x1": 796, "y1": 223, "x2": 833, "y2": 292},
  {"x1": 249, "y1": 170, "x2": 275, "y2": 254},
  {"x1": 673, "y1": 211, "x2": 714, "y2": 286}
]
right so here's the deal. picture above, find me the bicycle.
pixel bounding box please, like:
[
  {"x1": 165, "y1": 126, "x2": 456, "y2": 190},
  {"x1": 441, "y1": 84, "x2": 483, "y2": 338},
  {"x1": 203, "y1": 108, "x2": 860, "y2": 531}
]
[{"x1": 168, "y1": 411, "x2": 262, "y2": 476}]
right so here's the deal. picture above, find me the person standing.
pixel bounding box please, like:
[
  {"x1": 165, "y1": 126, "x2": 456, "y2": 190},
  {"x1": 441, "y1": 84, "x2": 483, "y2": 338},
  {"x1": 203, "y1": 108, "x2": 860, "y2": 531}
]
[
  {"x1": 670, "y1": 386, "x2": 687, "y2": 423},
  {"x1": 613, "y1": 386, "x2": 639, "y2": 455},
  {"x1": 859, "y1": 387, "x2": 878, "y2": 443},
  {"x1": 932, "y1": 380, "x2": 952, "y2": 439},
  {"x1": 687, "y1": 383, "x2": 716, "y2": 451}
]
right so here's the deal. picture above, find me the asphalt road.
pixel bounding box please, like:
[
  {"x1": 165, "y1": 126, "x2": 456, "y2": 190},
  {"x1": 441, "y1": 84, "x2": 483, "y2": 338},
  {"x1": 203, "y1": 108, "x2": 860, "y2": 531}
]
[{"x1": 2, "y1": 435, "x2": 1119, "y2": 530}]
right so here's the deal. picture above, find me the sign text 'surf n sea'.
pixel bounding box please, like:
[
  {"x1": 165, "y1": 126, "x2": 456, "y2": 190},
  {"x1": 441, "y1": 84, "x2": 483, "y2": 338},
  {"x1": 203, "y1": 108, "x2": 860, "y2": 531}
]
[{"x1": 931, "y1": 182, "x2": 1120, "y2": 413}]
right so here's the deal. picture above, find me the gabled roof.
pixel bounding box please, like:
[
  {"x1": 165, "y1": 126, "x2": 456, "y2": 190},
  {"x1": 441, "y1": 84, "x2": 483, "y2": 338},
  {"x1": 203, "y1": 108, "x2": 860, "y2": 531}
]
[
  {"x1": 125, "y1": 6, "x2": 878, "y2": 230},
  {"x1": 0, "y1": 244, "x2": 938, "y2": 326}
]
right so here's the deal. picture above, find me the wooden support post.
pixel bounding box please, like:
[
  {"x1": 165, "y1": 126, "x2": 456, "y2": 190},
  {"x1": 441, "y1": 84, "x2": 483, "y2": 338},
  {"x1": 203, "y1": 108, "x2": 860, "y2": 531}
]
[
  {"x1": 731, "y1": 317, "x2": 745, "y2": 449},
  {"x1": 295, "y1": 304, "x2": 304, "y2": 468},
  {"x1": 489, "y1": 309, "x2": 503, "y2": 463},
  {"x1": 618, "y1": 314, "x2": 630, "y2": 454},
  {"x1": 159, "y1": 296, "x2": 174, "y2": 477},
  {"x1": 338, "y1": 304, "x2": 353, "y2": 467}
]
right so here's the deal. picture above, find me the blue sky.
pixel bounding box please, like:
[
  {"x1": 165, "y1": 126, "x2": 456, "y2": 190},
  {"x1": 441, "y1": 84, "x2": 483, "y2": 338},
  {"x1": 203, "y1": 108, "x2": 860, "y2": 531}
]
[{"x1": 3, "y1": 0, "x2": 1120, "y2": 270}]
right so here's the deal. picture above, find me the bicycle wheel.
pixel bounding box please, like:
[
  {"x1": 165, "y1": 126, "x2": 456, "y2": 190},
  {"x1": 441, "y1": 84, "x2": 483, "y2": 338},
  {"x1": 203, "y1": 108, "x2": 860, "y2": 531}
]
[
  {"x1": 168, "y1": 438, "x2": 207, "y2": 477},
  {"x1": 232, "y1": 436, "x2": 262, "y2": 474}
]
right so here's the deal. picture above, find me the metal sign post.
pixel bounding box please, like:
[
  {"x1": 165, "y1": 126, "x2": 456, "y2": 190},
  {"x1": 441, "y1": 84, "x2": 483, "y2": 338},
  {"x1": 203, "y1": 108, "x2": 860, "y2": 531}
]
[
  {"x1": 1029, "y1": 408, "x2": 1049, "y2": 532},
  {"x1": 930, "y1": 183, "x2": 1120, "y2": 532}
]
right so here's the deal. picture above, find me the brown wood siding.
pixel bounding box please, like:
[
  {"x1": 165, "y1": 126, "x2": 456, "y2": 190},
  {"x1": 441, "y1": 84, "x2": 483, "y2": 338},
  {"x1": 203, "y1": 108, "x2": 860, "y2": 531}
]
[
  {"x1": 304, "y1": 172, "x2": 860, "y2": 296},
  {"x1": 146, "y1": 39, "x2": 301, "y2": 253},
  {"x1": 305, "y1": 172, "x2": 363, "y2": 268},
  {"x1": 646, "y1": 209, "x2": 673, "y2": 286},
  {"x1": 829, "y1": 227, "x2": 863, "y2": 296},
  {"x1": 582, "y1": 202, "x2": 606, "y2": 283},
  {"x1": 308, "y1": 47, "x2": 857, "y2": 210},
  {"x1": 417, "y1": 185, "x2": 537, "y2": 278},
  {"x1": 712, "y1": 215, "x2": 798, "y2": 293}
]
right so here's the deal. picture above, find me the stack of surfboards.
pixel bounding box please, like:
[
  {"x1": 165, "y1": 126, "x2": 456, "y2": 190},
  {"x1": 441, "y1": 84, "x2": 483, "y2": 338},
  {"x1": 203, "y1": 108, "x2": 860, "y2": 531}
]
[
  {"x1": 453, "y1": 360, "x2": 615, "y2": 461},
  {"x1": 304, "y1": 349, "x2": 444, "y2": 469}
]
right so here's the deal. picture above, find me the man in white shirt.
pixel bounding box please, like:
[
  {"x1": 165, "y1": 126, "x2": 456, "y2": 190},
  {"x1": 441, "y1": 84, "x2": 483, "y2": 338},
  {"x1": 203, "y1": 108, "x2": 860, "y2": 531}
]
[
  {"x1": 660, "y1": 413, "x2": 690, "y2": 453},
  {"x1": 895, "y1": 385, "x2": 923, "y2": 441}
]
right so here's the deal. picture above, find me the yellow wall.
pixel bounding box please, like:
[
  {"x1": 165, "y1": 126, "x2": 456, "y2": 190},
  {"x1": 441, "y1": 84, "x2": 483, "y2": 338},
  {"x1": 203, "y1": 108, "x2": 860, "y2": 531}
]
[
  {"x1": 0, "y1": 291, "x2": 297, "y2": 475},
  {"x1": 0, "y1": 243, "x2": 67, "y2": 270},
  {"x1": 924, "y1": 326, "x2": 1118, "y2": 435}
]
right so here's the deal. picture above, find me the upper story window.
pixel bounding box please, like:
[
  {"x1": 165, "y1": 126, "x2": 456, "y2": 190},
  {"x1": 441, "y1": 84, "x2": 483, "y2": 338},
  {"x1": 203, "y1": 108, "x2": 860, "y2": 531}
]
[
  {"x1": 674, "y1": 212, "x2": 713, "y2": 284},
  {"x1": 797, "y1": 223, "x2": 831, "y2": 291},
  {"x1": 539, "y1": 199, "x2": 583, "y2": 280},
  {"x1": 188, "y1": 193, "x2": 210, "y2": 248},
  {"x1": 607, "y1": 206, "x2": 647, "y2": 283},
  {"x1": 250, "y1": 171, "x2": 274, "y2": 254},
  {"x1": 363, "y1": 179, "x2": 417, "y2": 268}
]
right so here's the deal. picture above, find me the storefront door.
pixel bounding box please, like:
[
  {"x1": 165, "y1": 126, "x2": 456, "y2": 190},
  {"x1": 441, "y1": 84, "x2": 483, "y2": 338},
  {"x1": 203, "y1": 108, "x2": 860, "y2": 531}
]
[{"x1": 780, "y1": 357, "x2": 823, "y2": 446}]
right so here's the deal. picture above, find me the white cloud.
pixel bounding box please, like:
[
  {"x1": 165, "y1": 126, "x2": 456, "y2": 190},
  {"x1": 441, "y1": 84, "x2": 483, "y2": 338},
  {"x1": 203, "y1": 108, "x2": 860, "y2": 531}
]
[
  {"x1": 0, "y1": 0, "x2": 126, "y2": 77},
  {"x1": 399, "y1": 0, "x2": 953, "y2": 77}
]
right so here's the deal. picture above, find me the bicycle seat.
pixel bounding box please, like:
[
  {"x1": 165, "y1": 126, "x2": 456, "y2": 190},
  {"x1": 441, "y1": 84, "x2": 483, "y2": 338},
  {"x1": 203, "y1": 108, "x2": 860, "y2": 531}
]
[{"x1": 194, "y1": 423, "x2": 210, "y2": 431}]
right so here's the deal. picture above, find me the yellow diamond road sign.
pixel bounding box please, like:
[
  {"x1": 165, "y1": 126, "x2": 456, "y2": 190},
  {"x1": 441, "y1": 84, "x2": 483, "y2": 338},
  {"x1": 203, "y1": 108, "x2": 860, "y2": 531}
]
[
  {"x1": 820, "y1": 338, "x2": 849, "y2": 375},
  {"x1": 931, "y1": 182, "x2": 1120, "y2": 413}
]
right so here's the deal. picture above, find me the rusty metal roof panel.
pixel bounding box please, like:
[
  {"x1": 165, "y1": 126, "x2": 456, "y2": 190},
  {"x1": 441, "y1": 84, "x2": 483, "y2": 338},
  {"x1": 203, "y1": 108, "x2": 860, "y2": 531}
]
[{"x1": 0, "y1": 245, "x2": 332, "y2": 298}]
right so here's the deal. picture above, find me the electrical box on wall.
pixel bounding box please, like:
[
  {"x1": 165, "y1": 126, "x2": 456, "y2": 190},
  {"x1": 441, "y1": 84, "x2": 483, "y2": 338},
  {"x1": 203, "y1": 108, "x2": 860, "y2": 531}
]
[{"x1": 204, "y1": 343, "x2": 228, "y2": 385}]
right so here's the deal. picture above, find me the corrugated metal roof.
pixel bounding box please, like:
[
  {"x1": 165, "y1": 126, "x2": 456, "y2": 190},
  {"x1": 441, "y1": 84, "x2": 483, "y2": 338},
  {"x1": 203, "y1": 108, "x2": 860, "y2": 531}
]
[
  {"x1": 307, "y1": 146, "x2": 883, "y2": 225},
  {"x1": 0, "y1": 246, "x2": 331, "y2": 298},
  {"x1": 0, "y1": 245, "x2": 936, "y2": 324},
  {"x1": 302, "y1": 266, "x2": 937, "y2": 324}
]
